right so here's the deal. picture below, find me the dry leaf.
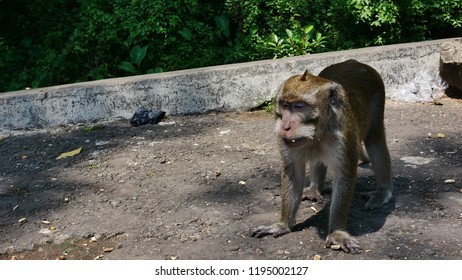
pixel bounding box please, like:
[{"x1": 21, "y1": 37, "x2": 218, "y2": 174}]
[{"x1": 56, "y1": 146, "x2": 82, "y2": 160}]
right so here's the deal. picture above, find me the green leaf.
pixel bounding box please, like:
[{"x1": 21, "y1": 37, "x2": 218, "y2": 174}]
[
  {"x1": 316, "y1": 32, "x2": 322, "y2": 41},
  {"x1": 215, "y1": 14, "x2": 230, "y2": 37},
  {"x1": 271, "y1": 34, "x2": 279, "y2": 44},
  {"x1": 130, "y1": 45, "x2": 147, "y2": 66},
  {"x1": 179, "y1": 28, "x2": 192, "y2": 40},
  {"x1": 285, "y1": 29, "x2": 293, "y2": 38},
  {"x1": 147, "y1": 67, "x2": 163, "y2": 74},
  {"x1": 118, "y1": 61, "x2": 137, "y2": 74},
  {"x1": 304, "y1": 25, "x2": 314, "y2": 35}
]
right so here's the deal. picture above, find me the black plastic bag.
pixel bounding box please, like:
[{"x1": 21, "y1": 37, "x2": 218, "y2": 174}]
[{"x1": 130, "y1": 107, "x2": 166, "y2": 127}]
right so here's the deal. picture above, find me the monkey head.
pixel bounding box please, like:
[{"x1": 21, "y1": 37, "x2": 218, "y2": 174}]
[{"x1": 275, "y1": 70, "x2": 347, "y2": 148}]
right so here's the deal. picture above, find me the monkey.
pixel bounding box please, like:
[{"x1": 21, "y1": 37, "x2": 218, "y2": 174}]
[{"x1": 251, "y1": 59, "x2": 393, "y2": 254}]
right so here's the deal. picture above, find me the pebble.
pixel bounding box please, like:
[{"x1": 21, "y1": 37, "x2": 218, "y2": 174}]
[
  {"x1": 330, "y1": 244, "x2": 341, "y2": 250},
  {"x1": 444, "y1": 179, "x2": 455, "y2": 184},
  {"x1": 313, "y1": 255, "x2": 322, "y2": 260},
  {"x1": 18, "y1": 218, "x2": 27, "y2": 224},
  {"x1": 103, "y1": 247, "x2": 114, "y2": 253}
]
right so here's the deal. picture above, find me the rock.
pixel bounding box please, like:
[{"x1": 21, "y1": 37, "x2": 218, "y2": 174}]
[
  {"x1": 330, "y1": 244, "x2": 341, "y2": 250},
  {"x1": 440, "y1": 40, "x2": 462, "y2": 92}
]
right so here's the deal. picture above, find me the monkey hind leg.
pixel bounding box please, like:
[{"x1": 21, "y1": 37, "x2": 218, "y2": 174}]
[
  {"x1": 364, "y1": 134, "x2": 393, "y2": 210},
  {"x1": 326, "y1": 230, "x2": 362, "y2": 254},
  {"x1": 303, "y1": 161, "x2": 326, "y2": 202},
  {"x1": 359, "y1": 143, "x2": 370, "y2": 164},
  {"x1": 251, "y1": 223, "x2": 291, "y2": 238}
]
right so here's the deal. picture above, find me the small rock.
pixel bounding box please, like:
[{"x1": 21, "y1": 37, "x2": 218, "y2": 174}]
[
  {"x1": 313, "y1": 255, "x2": 322, "y2": 260},
  {"x1": 103, "y1": 247, "x2": 114, "y2": 253},
  {"x1": 41, "y1": 220, "x2": 51, "y2": 225},
  {"x1": 239, "y1": 181, "x2": 246, "y2": 186},
  {"x1": 330, "y1": 244, "x2": 341, "y2": 250},
  {"x1": 228, "y1": 246, "x2": 240, "y2": 252},
  {"x1": 18, "y1": 218, "x2": 27, "y2": 224},
  {"x1": 39, "y1": 228, "x2": 52, "y2": 235},
  {"x1": 95, "y1": 140, "x2": 110, "y2": 146},
  {"x1": 433, "y1": 209, "x2": 445, "y2": 218},
  {"x1": 444, "y1": 179, "x2": 456, "y2": 184}
]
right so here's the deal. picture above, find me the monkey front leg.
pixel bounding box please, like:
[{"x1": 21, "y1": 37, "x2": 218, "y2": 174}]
[
  {"x1": 251, "y1": 159, "x2": 305, "y2": 238},
  {"x1": 326, "y1": 172, "x2": 362, "y2": 254}
]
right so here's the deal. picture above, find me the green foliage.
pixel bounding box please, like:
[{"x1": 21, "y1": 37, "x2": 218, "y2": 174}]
[
  {"x1": 264, "y1": 25, "x2": 326, "y2": 58},
  {"x1": 118, "y1": 45, "x2": 152, "y2": 75},
  {"x1": 0, "y1": 0, "x2": 461, "y2": 92}
]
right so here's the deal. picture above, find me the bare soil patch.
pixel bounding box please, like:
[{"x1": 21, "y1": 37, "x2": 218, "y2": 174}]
[{"x1": 0, "y1": 99, "x2": 461, "y2": 260}]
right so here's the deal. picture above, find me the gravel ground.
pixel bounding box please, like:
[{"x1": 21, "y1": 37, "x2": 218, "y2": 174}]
[{"x1": 0, "y1": 98, "x2": 461, "y2": 260}]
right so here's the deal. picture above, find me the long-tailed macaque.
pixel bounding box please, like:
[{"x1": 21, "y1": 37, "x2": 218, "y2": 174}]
[{"x1": 251, "y1": 59, "x2": 393, "y2": 254}]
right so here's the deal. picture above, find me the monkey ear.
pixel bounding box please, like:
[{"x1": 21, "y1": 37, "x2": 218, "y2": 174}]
[
  {"x1": 328, "y1": 84, "x2": 344, "y2": 109},
  {"x1": 300, "y1": 70, "x2": 310, "y2": 81}
]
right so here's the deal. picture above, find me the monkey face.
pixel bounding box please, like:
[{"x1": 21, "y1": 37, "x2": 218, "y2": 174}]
[
  {"x1": 275, "y1": 101, "x2": 319, "y2": 148},
  {"x1": 275, "y1": 72, "x2": 327, "y2": 148}
]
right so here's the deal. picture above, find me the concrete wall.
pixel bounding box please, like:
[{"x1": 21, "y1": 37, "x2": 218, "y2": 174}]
[{"x1": 0, "y1": 38, "x2": 457, "y2": 130}]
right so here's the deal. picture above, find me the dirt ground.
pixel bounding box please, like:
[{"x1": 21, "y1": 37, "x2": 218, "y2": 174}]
[{"x1": 0, "y1": 98, "x2": 461, "y2": 260}]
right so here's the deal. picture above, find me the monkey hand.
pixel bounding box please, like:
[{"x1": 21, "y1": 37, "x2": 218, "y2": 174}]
[
  {"x1": 363, "y1": 189, "x2": 392, "y2": 210},
  {"x1": 250, "y1": 223, "x2": 291, "y2": 238},
  {"x1": 326, "y1": 230, "x2": 362, "y2": 254}
]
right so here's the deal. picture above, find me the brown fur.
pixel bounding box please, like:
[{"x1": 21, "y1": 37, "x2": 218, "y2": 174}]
[{"x1": 251, "y1": 60, "x2": 393, "y2": 254}]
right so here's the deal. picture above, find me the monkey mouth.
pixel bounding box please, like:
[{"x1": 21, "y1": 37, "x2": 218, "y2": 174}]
[{"x1": 282, "y1": 137, "x2": 307, "y2": 146}]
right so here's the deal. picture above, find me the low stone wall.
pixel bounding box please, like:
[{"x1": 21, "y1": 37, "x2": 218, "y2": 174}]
[{"x1": 0, "y1": 38, "x2": 458, "y2": 130}]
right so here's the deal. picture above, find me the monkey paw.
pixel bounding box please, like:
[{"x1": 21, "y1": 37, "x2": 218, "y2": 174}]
[
  {"x1": 363, "y1": 190, "x2": 392, "y2": 210},
  {"x1": 250, "y1": 223, "x2": 291, "y2": 238},
  {"x1": 326, "y1": 230, "x2": 362, "y2": 254}
]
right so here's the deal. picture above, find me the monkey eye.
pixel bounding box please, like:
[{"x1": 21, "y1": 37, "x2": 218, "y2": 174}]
[
  {"x1": 294, "y1": 102, "x2": 306, "y2": 108},
  {"x1": 281, "y1": 102, "x2": 290, "y2": 108}
]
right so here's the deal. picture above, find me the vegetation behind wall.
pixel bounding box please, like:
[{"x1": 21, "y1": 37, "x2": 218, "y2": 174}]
[{"x1": 1, "y1": 0, "x2": 461, "y2": 92}]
